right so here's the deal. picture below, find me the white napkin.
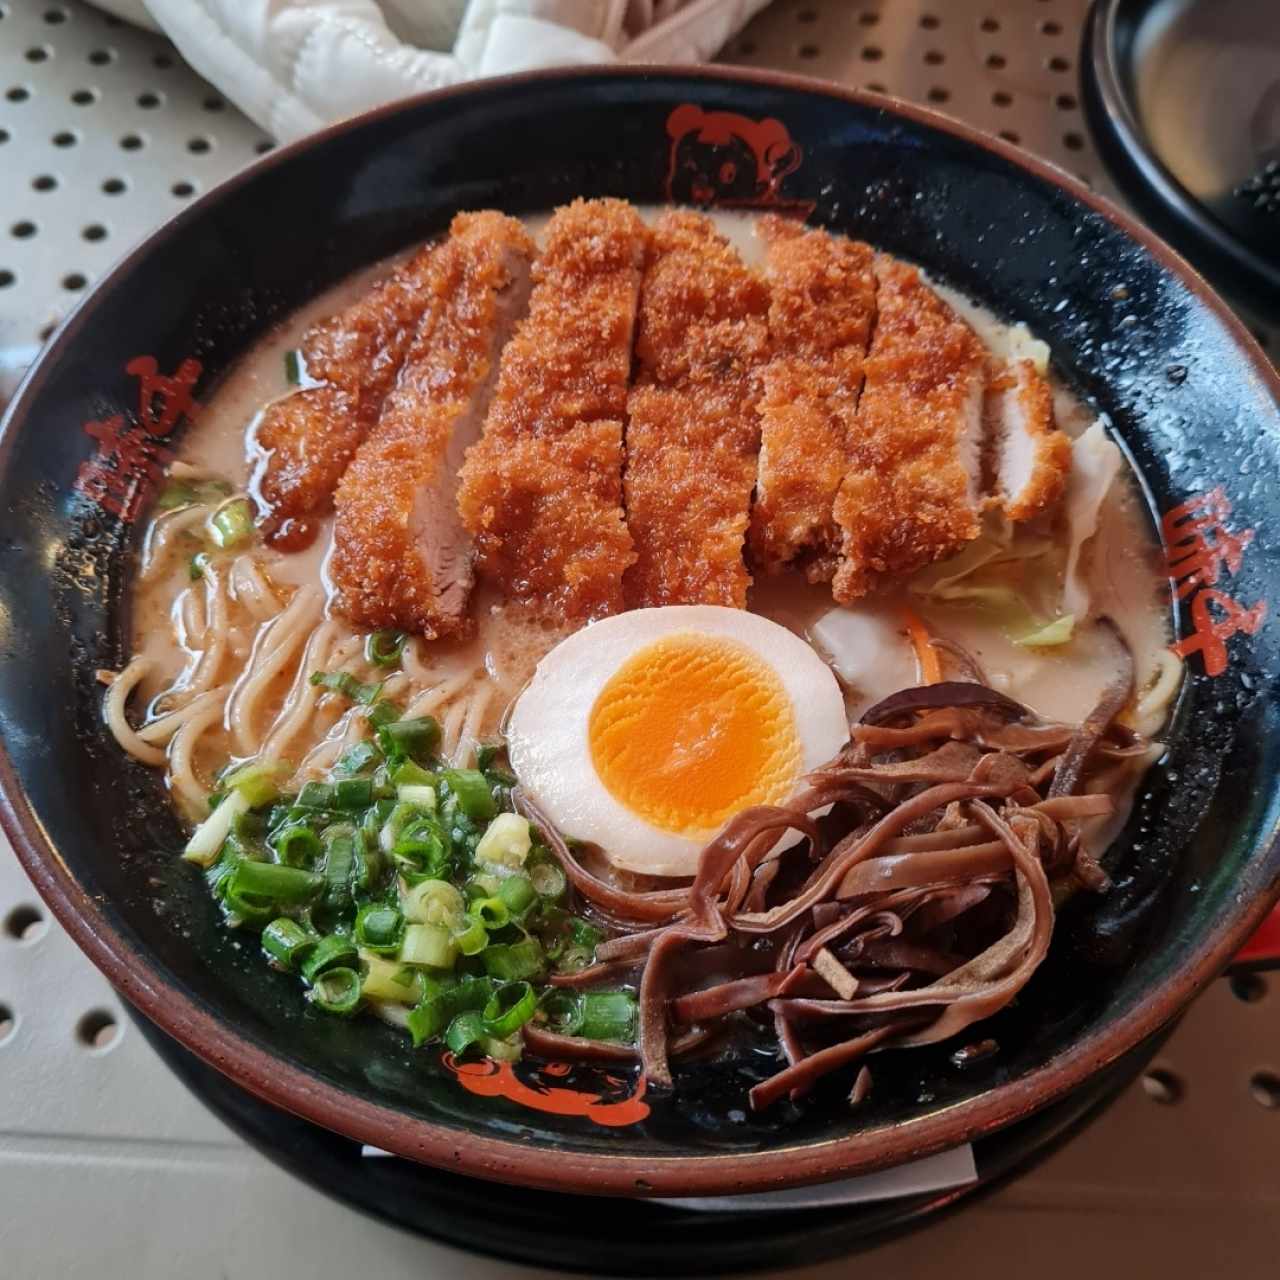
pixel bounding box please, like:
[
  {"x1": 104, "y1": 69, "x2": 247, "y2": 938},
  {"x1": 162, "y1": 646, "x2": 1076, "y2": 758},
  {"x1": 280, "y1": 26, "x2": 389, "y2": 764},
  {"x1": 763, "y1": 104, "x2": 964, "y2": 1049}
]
[{"x1": 96, "y1": 1, "x2": 772, "y2": 144}]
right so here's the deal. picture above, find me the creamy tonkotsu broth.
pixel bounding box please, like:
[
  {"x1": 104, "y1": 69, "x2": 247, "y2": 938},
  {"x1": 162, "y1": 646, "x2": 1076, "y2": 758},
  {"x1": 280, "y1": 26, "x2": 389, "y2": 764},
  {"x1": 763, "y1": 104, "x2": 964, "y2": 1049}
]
[{"x1": 104, "y1": 203, "x2": 1179, "y2": 1105}]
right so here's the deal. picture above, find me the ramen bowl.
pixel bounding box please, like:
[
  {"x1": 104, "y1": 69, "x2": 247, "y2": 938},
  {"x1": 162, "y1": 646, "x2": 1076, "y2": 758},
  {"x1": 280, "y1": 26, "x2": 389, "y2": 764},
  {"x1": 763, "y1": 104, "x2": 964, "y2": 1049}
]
[{"x1": 2, "y1": 68, "x2": 1279, "y2": 1199}]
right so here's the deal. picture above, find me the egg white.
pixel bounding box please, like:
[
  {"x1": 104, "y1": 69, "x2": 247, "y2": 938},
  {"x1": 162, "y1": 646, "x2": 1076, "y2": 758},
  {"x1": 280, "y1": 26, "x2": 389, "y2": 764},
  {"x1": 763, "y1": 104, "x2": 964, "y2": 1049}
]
[{"x1": 507, "y1": 605, "x2": 848, "y2": 878}]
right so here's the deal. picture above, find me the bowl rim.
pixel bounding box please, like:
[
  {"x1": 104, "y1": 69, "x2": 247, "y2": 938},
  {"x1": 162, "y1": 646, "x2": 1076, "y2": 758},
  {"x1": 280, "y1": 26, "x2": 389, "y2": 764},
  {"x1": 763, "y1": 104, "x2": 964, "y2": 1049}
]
[{"x1": 3, "y1": 62, "x2": 1280, "y2": 1198}]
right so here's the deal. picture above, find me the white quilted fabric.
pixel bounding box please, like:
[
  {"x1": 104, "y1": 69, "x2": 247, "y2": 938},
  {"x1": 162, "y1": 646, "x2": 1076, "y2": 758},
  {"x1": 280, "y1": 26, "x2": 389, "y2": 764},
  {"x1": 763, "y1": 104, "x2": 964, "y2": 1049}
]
[{"x1": 113, "y1": 0, "x2": 772, "y2": 142}]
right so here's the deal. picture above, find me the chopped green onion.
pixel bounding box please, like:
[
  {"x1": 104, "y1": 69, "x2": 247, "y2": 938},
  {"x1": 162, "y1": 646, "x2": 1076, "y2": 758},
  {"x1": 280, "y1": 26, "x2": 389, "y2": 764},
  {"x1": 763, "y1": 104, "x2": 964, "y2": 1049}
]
[
  {"x1": 355, "y1": 903, "x2": 403, "y2": 954},
  {"x1": 400, "y1": 878, "x2": 463, "y2": 926},
  {"x1": 227, "y1": 859, "x2": 322, "y2": 905},
  {"x1": 365, "y1": 630, "x2": 407, "y2": 668},
  {"x1": 472, "y1": 896, "x2": 510, "y2": 931},
  {"x1": 322, "y1": 830, "x2": 356, "y2": 910},
  {"x1": 538, "y1": 989, "x2": 584, "y2": 1036},
  {"x1": 349, "y1": 832, "x2": 381, "y2": 894},
  {"x1": 476, "y1": 744, "x2": 503, "y2": 771},
  {"x1": 482, "y1": 937, "x2": 544, "y2": 980},
  {"x1": 295, "y1": 780, "x2": 336, "y2": 810},
  {"x1": 333, "y1": 777, "x2": 373, "y2": 809},
  {"x1": 497, "y1": 873, "x2": 537, "y2": 917},
  {"x1": 580, "y1": 990, "x2": 637, "y2": 1043},
  {"x1": 441, "y1": 768, "x2": 497, "y2": 823},
  {"x1": 366, "y1": 699, "x2": 401, "y2": 731},
  {"x1": 209, "y1": 498, "x2": 254, "y2": 550},
  {"x1": 482, "y1": 981, "x2": 536, "y2": 1038},
  {"x1": 273, "y1": 823, "x2": 321, "y2": 868},
  {"x1": 309, "y1": 670, "x2": 383, "y2": 705},
  {"x1": 310, "y1": 966, "x2": 361, "y2": 1015},
  {"x1": 360, "y1": 952, "x2": 422, "y2": 1004},
  {"x1": 1016, "y1": 613, "x2": 1076, "y2": 648},
  {"x1": 451, "y1": 913, "x2": 489, "y2": 956},
  {"x1": 391, "y1": 760, "x2": 436, "y2": 788},
  {"x1": 529, "y1": 862, "x2": 567, "y2": 901},
  {"x1": 333, "y1": 740, "x2": 379, "y2": 776},
  {"x1": 445, "y1": 1009, "x2": 487, "y2": 1056},
  {"x1": 377, "y1": 716, "x2": 441, "y2": 762},
  {"x1": 400, "y1": 922, "x2": 457, "y2": 970},
  {"x1": 466, "y1": 872, "x2": 503, "y2": 900},
  {"x1": 284, "y1": 348, "x2": 302, "y2": 385},
  {"x1": 261, "y1": 917, "x2": 316, "y2": 971},
  {"x1": 301, "y1": 933, "x2": 358, "y2": 983},
  {"x1": 570, "y1": 917, "x2": 605, "y2": 950},
  {"x1": 406, "y1": 978, "x2": 453, "y2": 1046},
  {"x1": 221, "y1": 759, "x2": 287, "y2": 807},
  {"x1": 474, "y1": 812, "x2": 530, "y2": 867},
  {"x1": 182, "y1": 788, "x2": 250, "y2": 866},
  {"x1": 391, "y1": 816, "x2": 449, "y2": 880},
  {"x1": 188, "y1": 552, "x2": 209, "y2": 581},
  {"x1": 395, "y1": 783, "x2": 437, "y2": 811},
  {"x1": 156, "y1": 480, "x2": 198, "y2": 510}
]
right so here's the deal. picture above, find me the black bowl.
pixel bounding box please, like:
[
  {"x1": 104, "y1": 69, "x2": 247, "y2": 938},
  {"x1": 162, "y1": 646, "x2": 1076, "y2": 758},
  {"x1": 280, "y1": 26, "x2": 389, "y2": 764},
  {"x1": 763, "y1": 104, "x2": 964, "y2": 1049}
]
[{"x1": 2, "y1": 67, "x2": 1280, "y2": 1199}]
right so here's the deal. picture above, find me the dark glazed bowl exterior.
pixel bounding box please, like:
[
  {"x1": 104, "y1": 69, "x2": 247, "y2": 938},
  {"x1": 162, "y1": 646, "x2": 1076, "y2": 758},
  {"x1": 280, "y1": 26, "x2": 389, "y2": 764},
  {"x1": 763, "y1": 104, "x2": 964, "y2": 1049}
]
[{"x1": 2, "y1": 67, "x2": 1280, "y2": 1199}]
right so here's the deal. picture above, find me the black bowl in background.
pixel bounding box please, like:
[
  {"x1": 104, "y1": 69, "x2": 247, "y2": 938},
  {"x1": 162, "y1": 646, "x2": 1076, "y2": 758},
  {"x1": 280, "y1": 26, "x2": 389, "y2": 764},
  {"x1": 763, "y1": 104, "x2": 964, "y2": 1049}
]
[
  {"x1": 2, "y1": 67, "x2": 1280, "y2": 1198},
  {"x1": 1082, "y1": 0, "x2": 1280, "y2": 316}
]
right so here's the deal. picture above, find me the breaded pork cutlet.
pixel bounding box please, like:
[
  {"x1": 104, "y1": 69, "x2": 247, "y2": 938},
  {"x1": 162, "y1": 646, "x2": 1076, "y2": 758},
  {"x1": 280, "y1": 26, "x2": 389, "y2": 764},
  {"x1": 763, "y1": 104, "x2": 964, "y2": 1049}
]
[
  {"x1": 456, "y1": 199, "x2": 646, "y2": 621},
  {"x1": 832, "y1": 255, "x2": 988, "y2": 602},
  {"x1": 328, "y1": 212, "x2": 535, "y2": 637},
  {"x1": 748, "y1": 216, "x2": 877, "y2": 581},
  {"x1": 252, "y1": 243, "x2": 443, "y2": 549},
  {"x1": 989, "y1": 358, "x2": 1072, "y2": 523},
  {"x1": 623, "y1": 211, "x2": 771, "y2": 609}
]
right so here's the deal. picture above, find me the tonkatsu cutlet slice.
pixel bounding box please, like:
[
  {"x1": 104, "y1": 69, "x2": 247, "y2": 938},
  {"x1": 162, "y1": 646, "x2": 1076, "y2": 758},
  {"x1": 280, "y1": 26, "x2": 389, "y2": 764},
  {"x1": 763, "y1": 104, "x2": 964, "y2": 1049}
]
[
  {"x1": 990, "y1": 358, "x2": 1072, "y2": 522},
  {"x1": 456, "y1": 198, "x2": 646, "y2": 621},
  {"x1": 831, "y1": 255, "x2": 988, "y2": 602},
  {"x1": 749, "y1": 216, "x2": 877, "y2": 580},
  {"x1": 329, "y1": 212, "x2": 535, "y2": 637},
  {"x1": 623, "y1": 211, "x2": 771, "y2": 609},
  {"x1": 252, "y1": 241, "x2": 443, "y2": 549}
]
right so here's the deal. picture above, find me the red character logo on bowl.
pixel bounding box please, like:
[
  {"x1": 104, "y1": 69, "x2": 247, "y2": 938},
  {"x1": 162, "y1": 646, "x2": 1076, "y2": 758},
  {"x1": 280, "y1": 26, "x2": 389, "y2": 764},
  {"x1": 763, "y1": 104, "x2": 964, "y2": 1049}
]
[
  {"x1": 443, "y1": 1053, "x2": 650, "y2": 1128},
  {"x1": 665, "y1": 104, "x2": 806, "y2": 209},
  {"x1": 73, "y1": 354, "x2": 202, "y2": 523},
  {"x1": 1163, "y1": 487, "x2": 1266, "y2": 676}
]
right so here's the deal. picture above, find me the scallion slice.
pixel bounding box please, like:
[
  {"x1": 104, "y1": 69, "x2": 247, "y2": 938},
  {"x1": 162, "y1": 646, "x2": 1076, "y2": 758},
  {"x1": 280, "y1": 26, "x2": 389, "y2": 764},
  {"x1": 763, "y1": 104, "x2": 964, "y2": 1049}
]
[
  {"x1": 496, "y1": 873, "x2": 537, "y2": 917},
  {"x1": 472, "y1": 896, "x2": 509, "y2": 931},
  {"x1": 399, "y1": 922, "x2": 457, "y2": 970},
  {"x1": 284, "y1": 348, "x2": 302, "y2": 385},
  {"x1": 355, "y1": 903, "x2": 403, "y2": 954},
  {"x1": 377, "y1": 716, "x2": 441, "y2": 762},
  {"x1": 272, "y1": 823, "x2": 321, "y2": 868},
  {"x1": 365, "y1": 630, "x2": 407, "y2": 668},
  {"x1": 440, "y1": 768, "x2": 496, "y2": 822},
  {"x1": 360, "y1": 952, "x2": 422, "y2": 1004},
  {"x1": 301, "y1": 933, "x2": 358, "y2": 983},
  {"x1": 182, "y1": 788, "x2": 250, "y2": 866},
  {"x1": 309, "y1": 670, "x2": 383, "y2": 705},
  {"x1": 529, "y1": 862, "x2": 567, "y2": 901},
  {"x1": 451, "y1": 913, "x2": 488, "y2": 957},
  {"x1": 333, "y1": 740, "x2": 379, "y2": 776},
  {"x1": 538, "y1": 989, "x2": 584, "y2": 1036},
  {"x1": 444, "y1": 1009, "x2": 487, "y2": 1056},
  {"x1": 221, "y1": 758, "x2": 288, "y2": 807},
  {"x1": 481, "y1": 981, "x2": 536, "y2": 1038},
  {"x1": 395, "y1": 782, "x2": 437, "y2": 811},
  {"x1": 261, "y1": 917, "x2": 316, "y2": 971},
  {"x1": 400, "y1": 878, "x2": 463, "y2": 927},
  {"x1": 482, "y1": 937, "x2": 544, "y2": 981},
  {"x1": 310, "y1": 966, "x2": 361, "y2": 1015},
  {"x1": 209, "y1": 498, "x2": 255, "y2": 550},
  {"x1": 322, "y1": 829, "x2": 356, "y2": 910},
  {"x1": 227, "y1": 859, "x2": 322, "y2": 905},
  {"x1": 580, "y1": 991, "x2": 637, "y2": 1043}
]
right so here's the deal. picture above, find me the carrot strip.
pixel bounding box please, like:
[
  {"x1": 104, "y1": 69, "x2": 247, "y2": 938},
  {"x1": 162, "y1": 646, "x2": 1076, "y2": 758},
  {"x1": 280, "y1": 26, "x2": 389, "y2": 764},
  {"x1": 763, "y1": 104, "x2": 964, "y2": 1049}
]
[{"x1": 902, "y1": 608, "x2": 943, "y2": 684}]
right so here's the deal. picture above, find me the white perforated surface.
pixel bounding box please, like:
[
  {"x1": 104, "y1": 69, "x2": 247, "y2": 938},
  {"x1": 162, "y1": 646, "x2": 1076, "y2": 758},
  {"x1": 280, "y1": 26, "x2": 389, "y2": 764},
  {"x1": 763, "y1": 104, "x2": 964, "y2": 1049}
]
[{"x1": 3, "y1": 2, "x2": 1280, "y2": 1278}]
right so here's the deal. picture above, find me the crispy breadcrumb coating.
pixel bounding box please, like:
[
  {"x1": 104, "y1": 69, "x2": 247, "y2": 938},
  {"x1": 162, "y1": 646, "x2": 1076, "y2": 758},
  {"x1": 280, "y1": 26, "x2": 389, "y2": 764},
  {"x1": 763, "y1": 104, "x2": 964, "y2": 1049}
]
[
  {"x1": 456, "y1": 199, "x2": 646, "y2": 621},
  {"x1": 253, "y1": 242, "x2": 444, "y2": 549},
  {"x1": 832, "y1": 254, "x2": 988, "y2": 601},
  {"x1": 329, "y1": 211, "x2": 534, "y2": 636},
  {"x1": 748, "y1": 216, "x2": 877, "y2": 580},
  {"x1": 623, "y1": 211, "x2": 771, "y2": 608},
  {"x1": 993, "y1": 358, "x2": 1073, "y2": 522}
]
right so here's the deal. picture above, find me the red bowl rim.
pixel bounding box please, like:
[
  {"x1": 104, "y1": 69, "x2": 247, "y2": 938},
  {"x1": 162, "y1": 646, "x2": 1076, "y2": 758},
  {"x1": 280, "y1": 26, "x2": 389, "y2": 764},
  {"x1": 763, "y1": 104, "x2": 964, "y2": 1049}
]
[{"x1": 3, "y1": 63, "x2": 1280, "y2": 1198}]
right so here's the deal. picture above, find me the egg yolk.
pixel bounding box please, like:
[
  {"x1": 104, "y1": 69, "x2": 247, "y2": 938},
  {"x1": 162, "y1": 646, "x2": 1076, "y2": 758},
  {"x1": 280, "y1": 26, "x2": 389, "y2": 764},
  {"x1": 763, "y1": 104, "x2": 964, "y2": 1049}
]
[{"x1": 588, "y1": 633, "x2": 801, "y2": 837}]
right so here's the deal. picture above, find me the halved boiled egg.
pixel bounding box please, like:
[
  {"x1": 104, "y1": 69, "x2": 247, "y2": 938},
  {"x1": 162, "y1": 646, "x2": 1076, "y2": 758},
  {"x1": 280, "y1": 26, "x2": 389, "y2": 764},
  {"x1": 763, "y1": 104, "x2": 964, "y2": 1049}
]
[{"x1": 507, "y1": 606, "x2": 848, "y2": 878}]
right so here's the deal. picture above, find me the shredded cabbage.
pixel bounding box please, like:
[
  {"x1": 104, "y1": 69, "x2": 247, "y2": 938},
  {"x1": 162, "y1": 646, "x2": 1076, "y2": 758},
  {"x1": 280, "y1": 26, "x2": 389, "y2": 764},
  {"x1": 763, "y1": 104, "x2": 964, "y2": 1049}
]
[
  {"x1": 1015, "y1": 614, "x2": 1075, "y2": 647},
  {"x1": 1061, "y1": 422, "x2": 1122, "y2": 620}
]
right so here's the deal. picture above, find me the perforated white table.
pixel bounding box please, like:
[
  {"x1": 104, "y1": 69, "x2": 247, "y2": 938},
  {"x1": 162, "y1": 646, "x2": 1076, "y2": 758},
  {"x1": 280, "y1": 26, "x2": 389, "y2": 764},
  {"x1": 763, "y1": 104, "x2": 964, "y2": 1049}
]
[{"x1": 2, "y1": 3, "x2": 1279, "y2": 1277}]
